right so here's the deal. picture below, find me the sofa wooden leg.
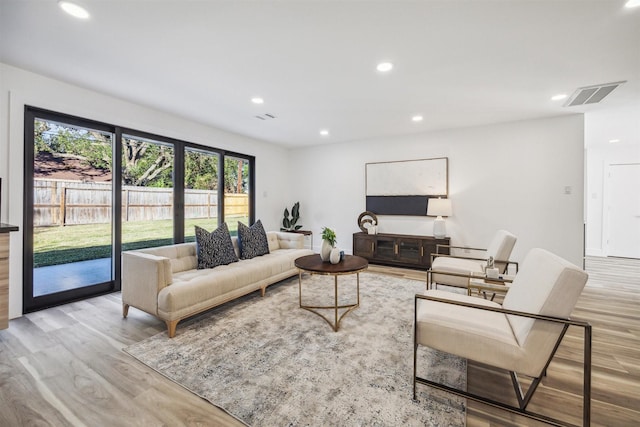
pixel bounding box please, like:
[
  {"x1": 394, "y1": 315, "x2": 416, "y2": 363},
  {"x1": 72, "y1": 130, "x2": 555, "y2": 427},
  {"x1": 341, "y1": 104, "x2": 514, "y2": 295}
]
[
  {"x1": 122, "y1": 304, "x2": 129, "y2": 318},
  {"x1": 261, "y1": 287, "x2": 266, "y2": 297},
  {"x1": 166, "y1": 320, "x2": 179, "y2": 338}
]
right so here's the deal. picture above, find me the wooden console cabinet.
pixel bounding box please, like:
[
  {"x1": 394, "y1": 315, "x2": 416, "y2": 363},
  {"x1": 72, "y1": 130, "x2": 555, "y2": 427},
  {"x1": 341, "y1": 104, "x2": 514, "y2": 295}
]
[
  {"x1": 353, "y1": 232, "x2": 449, "y2": 270},
  {"x1": 1, "y1": 224, "x2": 19, "y2": 330}
]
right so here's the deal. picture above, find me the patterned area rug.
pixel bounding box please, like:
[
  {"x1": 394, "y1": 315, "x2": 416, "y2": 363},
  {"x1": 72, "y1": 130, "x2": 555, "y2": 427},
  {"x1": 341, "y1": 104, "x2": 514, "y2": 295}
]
[{"x1": 124, "y1": 272, "x2": 466, "y2": 426}]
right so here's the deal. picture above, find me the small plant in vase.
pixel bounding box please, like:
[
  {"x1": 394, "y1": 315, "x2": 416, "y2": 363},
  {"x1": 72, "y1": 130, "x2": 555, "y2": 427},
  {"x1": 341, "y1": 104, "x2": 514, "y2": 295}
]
[{"x1": 320, "y1": 227, "x2": 338, "y2": 262}]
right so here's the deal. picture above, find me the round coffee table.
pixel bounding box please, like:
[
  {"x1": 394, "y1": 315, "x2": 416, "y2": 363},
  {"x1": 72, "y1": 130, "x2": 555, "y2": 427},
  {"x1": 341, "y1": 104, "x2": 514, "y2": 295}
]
[{"x1": 294, "y1": 254, "x2": 368, "y2": 332}]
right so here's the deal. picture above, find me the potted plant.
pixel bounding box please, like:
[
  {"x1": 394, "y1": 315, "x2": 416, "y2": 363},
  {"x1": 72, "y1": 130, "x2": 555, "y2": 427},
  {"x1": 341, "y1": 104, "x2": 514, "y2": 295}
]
[
  {"x1": 281, "y1": 202, "x2": 302, "y2": 232},
  {"x1": 320, "y1": 226, "x2": 337, "y2": 262}
]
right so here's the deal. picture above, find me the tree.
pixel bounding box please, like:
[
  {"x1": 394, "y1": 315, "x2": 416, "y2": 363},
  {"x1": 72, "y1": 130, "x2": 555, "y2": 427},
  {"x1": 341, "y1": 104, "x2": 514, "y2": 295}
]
[
  {"x1": 121, "y1": 138, "x2": 173, "y2": 187},
  {"x1": 223, "y1": 158, "x2": 249, "y2": 194},
  {"x1": 185, "y1": 150, "x2": 218, "y2": 190},
  {"x1": 33, "y1": 119, "x2": 248, "y2": 191},
  {"x1": 34, "y1": 120, "x2": 111, "y2": 170}
]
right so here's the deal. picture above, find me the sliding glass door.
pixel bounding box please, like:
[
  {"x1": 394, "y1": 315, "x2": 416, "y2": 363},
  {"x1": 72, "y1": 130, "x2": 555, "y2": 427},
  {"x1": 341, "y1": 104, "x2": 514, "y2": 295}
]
[
  {"x1": 224, "y1": 156, "x2": 251, "y2": 235},
  {"x1": 25, "y1": 110, "x2": 116, "y2": 311},
  {"x1": 121, "y1": 134, "x2": 175, "y2": 251},
  {"x1": 184, "y1": 147, "x2": 219, "y2": 241},
  {"x1": 24, "y1": 107, "x2": 255, "y2": 313}
]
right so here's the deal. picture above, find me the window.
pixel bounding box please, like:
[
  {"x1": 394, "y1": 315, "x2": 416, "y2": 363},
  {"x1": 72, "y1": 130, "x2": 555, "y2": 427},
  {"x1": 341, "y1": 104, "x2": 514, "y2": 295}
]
[
  {"x1": 223, "y1": 155, "x2": 251, "y2": 235},
  {"x1": 121, "y1": 134, "x2": 175, "y2": 251},
  {"x1": 23, "y1": 106, "x2": 255, "y2": 312},
  {"x1": 184, "y1": 147, "x2": 219, "y2": 241}
]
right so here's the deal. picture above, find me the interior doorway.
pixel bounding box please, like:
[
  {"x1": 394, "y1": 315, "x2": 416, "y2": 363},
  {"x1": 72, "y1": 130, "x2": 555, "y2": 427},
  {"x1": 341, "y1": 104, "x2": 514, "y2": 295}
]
[{"x1": 606, "y1": 163, "x2": 640, "y2": 258}]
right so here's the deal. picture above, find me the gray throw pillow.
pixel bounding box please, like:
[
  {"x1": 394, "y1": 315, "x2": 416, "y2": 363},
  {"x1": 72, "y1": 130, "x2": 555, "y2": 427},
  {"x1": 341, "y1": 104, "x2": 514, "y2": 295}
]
[
  {"x1": 195, "y1": 223, "x2": 238, "y2": 269},
  {"x1": 237, "y1": 220, "x2": 270, "y2": 259}
]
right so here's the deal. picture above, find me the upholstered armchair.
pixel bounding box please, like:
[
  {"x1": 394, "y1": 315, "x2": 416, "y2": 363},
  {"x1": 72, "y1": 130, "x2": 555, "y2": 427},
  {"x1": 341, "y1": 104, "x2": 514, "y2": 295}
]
[
  {"x1": 428, "y1": 229, "x2": 517, "y2": 289},
  {"x1": 414, "y1": 248, "x2": 591, "y2": 426}
]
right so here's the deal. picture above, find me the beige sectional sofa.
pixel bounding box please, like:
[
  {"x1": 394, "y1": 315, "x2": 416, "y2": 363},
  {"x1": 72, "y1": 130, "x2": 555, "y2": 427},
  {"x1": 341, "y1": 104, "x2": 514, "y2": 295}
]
[{"x1": 122, "y1": 231, "x2": 313, "y2": 337}]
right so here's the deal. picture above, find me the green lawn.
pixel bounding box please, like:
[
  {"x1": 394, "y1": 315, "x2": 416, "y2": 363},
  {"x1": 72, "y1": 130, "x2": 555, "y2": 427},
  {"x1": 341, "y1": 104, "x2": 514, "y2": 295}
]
[{"x1": 34, "y1": 217, "x2": 247, "y2": 267}]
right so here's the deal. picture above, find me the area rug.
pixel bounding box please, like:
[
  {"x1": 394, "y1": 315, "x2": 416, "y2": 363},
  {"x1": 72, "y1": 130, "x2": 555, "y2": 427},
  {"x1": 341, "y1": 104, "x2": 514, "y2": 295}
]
[{"x1": 124, "y1": 272, "x2": 466, "y2": 426}]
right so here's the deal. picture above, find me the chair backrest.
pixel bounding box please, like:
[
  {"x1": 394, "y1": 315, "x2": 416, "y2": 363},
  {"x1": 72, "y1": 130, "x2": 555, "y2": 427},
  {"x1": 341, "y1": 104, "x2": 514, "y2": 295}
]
[
  {"x1": 485, "y1": 230, "x2": 517, "y2": 262},
  {"x1": 503, "y1": 248, "x2": 588, "y2": 347},
  {"x1": 485, "y1": 230, "x2": 517, "y2": 273}
]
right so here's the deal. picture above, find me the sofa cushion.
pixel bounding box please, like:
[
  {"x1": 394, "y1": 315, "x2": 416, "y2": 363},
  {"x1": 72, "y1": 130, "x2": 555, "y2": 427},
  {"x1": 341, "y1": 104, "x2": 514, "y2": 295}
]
[
  {"x1": 163, "y1": 247, "x2": 313, "y2": 319},
  {"x1": 267, "y1": 232, "x2": 281, "y2": 251},
  {"x1": 195, "y1": 223, "x2": 239, "y2": 269},
  {"x1": 237, "y1": 220, "x2": 270, "y2": 259}
]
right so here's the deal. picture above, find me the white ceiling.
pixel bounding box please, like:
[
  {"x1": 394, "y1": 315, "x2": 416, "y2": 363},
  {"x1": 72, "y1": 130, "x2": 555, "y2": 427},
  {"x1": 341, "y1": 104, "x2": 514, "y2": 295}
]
[{"x1": 1, "y1": 0, "x2": 639, "y2": 148}]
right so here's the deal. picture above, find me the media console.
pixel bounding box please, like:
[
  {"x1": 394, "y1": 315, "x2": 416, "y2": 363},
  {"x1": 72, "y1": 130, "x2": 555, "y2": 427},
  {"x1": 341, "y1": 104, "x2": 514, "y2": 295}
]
[{"x1": 352, "y1": 232, "x2": 449, "y2": 270}]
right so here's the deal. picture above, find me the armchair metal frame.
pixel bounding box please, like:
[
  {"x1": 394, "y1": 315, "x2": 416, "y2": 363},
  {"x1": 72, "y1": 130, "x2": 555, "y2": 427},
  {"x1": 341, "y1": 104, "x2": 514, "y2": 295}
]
[
  {"x1": 413, "y1": 294, "x2": 592, "y2": 427},
  {"x1": 432, "y1": 243, "x2": 520, "y2": 272},
  {"x1": 428, "y1": 243, "x2": 519, "y2": 291},
  {"x1": 427, "y1": 268, "x2": 519, "y2": 291}
]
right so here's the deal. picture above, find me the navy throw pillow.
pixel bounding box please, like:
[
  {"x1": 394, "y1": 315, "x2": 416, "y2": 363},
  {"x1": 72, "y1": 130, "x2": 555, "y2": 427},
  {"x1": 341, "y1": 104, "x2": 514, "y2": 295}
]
[
  {"x1": 237, "y1": 220, "x2": 270, "y2": 259},
  {"x1": 195, "y1": 223, "x2": 238, "y2": 269}
]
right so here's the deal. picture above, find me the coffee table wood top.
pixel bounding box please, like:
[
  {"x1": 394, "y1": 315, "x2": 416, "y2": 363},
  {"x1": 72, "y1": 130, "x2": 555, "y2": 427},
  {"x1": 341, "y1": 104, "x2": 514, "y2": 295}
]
[{"x1": 295, "y1": 254, "x2": 368, "y2": 275}]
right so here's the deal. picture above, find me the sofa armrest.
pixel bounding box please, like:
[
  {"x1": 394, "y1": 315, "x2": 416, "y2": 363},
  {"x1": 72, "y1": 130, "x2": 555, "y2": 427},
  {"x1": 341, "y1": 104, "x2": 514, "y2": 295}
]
[
  {"x1": 122, "y1": 251, "x2": 173, "y2": 316},
  {"x1": 275, "y1": 231, "x2": 305, "y2": 249}
]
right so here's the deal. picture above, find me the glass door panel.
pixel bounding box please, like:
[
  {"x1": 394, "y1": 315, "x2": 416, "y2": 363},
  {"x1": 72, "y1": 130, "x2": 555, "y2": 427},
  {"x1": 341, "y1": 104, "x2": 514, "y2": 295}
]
[
  {"x1": 121, "y1": 135, "x2": 174, "y2": 251},
  {"x1": 223, "y1": 156, "x2": 250, "y2": 235},
  {"x1": 31, "y1": 118, "x2": 114, "y2": 297},
  {"x1": 397, "y1": 239, "x2": 421, "y2": 263},
  {"x1": 375, "y1": 237, "x2": 396, "y2": 260},
  {"x1": 184, "y1": 148, "x2": 219, "y2": 241}
]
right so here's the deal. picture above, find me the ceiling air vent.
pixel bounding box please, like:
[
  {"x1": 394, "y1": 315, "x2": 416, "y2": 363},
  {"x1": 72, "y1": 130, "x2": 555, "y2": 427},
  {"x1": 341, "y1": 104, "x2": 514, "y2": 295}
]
[
  {"x1": 564, "y1": 81, "x2": 626, "y2": 107},
  {"x1": 255, "y1": 113, "x2": 277, "y2": 120}
]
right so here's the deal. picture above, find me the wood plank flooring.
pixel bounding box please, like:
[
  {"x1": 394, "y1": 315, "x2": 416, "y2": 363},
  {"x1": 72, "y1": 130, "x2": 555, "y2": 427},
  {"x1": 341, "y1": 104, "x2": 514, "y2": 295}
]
[{"x1": 0, "y1": 256, "x2": 637, "y2": 426}]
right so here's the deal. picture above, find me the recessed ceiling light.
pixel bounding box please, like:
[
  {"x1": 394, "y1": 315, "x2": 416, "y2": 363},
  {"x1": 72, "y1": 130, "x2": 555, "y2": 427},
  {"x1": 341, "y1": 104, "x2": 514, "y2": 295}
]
[
  {"x1": 251, "y1": 97, "x2": 264, "y2": 104},
  {"x1": 625, "y1": 0, "x2": 640, "y2": 8},
  {"x1": 319, "y1": 130, "x2": 330, "y2": 137},
  {"x1": 58, "y1": 1, "x2": 90, "y2": 19},
  {"x1": 376, "y1": 62, "x2": 393, "y2": 72},
  {"x1": 551, "y1": 94, "x2": 568, "y2": 101},
  {"x1": 609, "y1": 139, "x2": 620, "y2": 144},
  {"x1": 412, "y1": 115, "x2": 424, "y2": 122}
]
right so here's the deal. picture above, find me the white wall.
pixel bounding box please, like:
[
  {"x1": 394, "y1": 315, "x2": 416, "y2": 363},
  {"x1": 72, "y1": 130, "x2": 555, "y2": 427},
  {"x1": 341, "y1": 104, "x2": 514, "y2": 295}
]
[
  {"x1": 0, "y1": 63, "x2": 290, "y2": 319},
  {"x1": 289, "y1": 115, "x2": 585, "y2": 267}
]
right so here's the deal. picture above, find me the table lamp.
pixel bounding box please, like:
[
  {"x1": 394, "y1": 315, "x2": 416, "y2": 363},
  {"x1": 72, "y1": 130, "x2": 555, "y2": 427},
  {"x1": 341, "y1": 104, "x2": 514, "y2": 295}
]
[{"x1": 427, "y1": 198, "x2": 452, "y2": 238}]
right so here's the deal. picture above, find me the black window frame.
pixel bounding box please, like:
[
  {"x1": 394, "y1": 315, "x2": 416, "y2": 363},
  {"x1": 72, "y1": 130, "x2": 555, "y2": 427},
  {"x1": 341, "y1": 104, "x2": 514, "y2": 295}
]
[{"x1": 23, "y1": 106, "x2": 255, "y2": 313}]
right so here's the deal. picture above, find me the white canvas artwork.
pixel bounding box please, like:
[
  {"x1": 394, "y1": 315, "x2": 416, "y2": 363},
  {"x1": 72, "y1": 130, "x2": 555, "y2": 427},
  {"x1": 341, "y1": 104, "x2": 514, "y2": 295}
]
[{"x1": 366, "y1": 158, "x2": 448, "y2": 196}]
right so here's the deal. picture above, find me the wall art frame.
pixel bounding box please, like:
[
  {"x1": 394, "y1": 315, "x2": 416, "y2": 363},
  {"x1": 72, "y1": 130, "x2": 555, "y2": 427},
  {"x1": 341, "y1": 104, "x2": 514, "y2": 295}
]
[{"x1": 365, "y1": 157, "x2": 448, "y2": 216}]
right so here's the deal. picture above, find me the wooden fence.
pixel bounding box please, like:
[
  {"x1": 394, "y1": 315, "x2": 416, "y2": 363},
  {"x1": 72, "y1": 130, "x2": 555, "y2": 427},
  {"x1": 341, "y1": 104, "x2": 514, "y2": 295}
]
[{"x1": 33, "y1": 179, "x2": 249, "y2": 227}]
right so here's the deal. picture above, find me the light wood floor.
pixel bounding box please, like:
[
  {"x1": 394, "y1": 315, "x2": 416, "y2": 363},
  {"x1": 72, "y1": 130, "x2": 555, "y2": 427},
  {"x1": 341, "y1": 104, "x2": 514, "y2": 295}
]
[{"x1": 0, "y1": 257, "x2": 637, "y2": 426}]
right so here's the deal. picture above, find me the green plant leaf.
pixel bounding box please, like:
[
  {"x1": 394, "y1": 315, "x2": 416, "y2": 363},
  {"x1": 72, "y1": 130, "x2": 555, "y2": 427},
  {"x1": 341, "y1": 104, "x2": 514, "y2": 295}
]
[
  {"x1": 294, "y1": 225, "x2": 302, "y2": 230},
  {"x1": 321, "y1": 226, "x2": 337, "y2": 246}
]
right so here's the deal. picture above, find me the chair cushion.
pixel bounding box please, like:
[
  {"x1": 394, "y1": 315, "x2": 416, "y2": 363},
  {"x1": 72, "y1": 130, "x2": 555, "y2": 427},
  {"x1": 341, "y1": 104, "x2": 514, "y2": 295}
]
[
  {"x1": 416, "y1": 290, "x2": 532, "y2": 374},
  {"x1": 195, "y1": 223, "x2": 239, "y2": 269},
  {"x1": 431, "y1": 256, "x2": 484, "y2": 288},
  {"x1": 237, "y1": 220, "x2": 270, "y2": 259}
]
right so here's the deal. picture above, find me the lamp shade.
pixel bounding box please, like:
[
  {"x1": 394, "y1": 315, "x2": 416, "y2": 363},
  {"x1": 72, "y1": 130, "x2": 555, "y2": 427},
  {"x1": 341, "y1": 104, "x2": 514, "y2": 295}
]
[{"x1": 427, "y1": 198, "x2": 452, "y2": 217}]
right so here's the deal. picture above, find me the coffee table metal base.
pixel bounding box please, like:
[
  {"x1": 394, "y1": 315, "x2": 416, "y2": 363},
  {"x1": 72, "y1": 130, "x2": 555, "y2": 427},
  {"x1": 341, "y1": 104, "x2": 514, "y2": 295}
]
[{"x1": 298, "y1": 271, "x2": 360, "y2": 332}]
